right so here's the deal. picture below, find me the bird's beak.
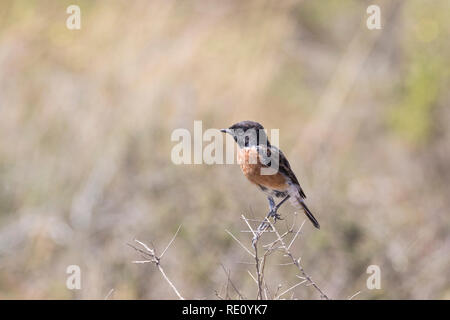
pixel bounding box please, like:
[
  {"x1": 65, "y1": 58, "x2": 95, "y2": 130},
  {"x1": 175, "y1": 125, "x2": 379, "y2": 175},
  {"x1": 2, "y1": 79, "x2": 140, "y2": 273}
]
[{"x1": 220, "y1": 128, "x2": 229, "y2": 133}]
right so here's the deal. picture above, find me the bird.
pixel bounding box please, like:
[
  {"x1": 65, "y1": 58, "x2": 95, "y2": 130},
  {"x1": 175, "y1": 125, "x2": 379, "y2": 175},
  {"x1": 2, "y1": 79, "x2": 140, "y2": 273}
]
[{"x1": 220, "y1": 120, "x2": 320, "y2": 229}]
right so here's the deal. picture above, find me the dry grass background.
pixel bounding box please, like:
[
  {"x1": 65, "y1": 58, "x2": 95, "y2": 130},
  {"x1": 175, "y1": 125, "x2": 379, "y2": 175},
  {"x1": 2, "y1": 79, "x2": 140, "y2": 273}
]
[{"x1": 0, "y1": 0, "x2": 449, "y2": 299}]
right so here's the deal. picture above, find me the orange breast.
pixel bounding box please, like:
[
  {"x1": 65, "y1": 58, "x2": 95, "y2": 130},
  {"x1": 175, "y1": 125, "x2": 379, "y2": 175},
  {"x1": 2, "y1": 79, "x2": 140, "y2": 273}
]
[{"x1": 238, "y1": 147, "x2": 288, "y2": 191}]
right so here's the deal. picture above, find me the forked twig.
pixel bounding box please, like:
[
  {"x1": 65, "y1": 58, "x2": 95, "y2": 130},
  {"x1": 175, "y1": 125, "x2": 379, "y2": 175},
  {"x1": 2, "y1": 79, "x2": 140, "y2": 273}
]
[
  {"x1": 220, "y1": 263, "x2": 245, "y2": 300},
  {"x1": 226, "y1": 210, "x2": 330, "y2": 300},
  {"x1": 266, "y1": 219, "x2": 330, "y2": 300},
  {"x1": 128, "y1": 225, "x2": 184, "y2": 300}
]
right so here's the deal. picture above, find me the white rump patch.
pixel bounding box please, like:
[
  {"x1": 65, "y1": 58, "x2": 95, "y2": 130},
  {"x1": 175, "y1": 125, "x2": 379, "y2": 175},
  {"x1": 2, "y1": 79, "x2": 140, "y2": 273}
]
[{"x1": 287, "y1": 184, "x2": 302, "y2": 208}]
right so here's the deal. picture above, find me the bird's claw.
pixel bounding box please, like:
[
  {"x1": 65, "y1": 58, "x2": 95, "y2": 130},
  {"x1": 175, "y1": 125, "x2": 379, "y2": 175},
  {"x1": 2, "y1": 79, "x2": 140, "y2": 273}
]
[{"x1": 269, "y1": 211, "x2": 283, "y2": 222}]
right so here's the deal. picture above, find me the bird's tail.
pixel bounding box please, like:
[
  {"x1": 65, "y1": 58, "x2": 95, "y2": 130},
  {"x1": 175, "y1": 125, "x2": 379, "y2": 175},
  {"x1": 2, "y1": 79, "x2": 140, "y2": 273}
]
[
  {"x1": 300, "y1": 199, "x2": 320, "y2": 229},
  {"x1": 287, "y1": 185, "x2": 320, "y2": 229},
  {"x1": 294, "y1": 196, "x2": 320, "y2": 229}
]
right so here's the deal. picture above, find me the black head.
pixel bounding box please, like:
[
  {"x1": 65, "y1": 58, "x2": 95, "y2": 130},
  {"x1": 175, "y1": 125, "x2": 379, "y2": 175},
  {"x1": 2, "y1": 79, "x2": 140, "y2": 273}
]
[{"x1": 220, "y1": 121, "x2": 270, "y2": 148}]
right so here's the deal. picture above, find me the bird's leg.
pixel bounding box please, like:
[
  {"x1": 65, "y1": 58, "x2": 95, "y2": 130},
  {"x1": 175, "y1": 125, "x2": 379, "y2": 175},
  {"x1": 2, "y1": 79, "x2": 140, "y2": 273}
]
[
  {"x1": 253, "y1": 195, "x2": 292, "y2": 246},
  {"x1": 253, "y1": 197, "x2": 275, "y2": 244},
  {"x1": 267, "y1": 195, "x2": 290, "y2": 222},
  {"x1": 275, "y1": 194, "x2": 290, "y2": 210},
  {"x1": 266, "y1": 195, "x2": 279, "y2": 221},
  {"x1": 267, "y1": 196, "x2": 276, "y2": 212}
]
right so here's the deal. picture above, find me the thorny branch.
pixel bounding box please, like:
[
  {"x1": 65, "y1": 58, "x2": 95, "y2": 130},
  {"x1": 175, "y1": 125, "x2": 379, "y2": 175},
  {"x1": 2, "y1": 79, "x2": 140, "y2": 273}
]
[
  {"x1": 266, "y1": 218, "x2": 330, "y2": 300},
  {"x1": 129, "y1": 211, "x2": 330, "y2": 300},
  {"x1": 225, "y1": 211, "x2": 330, "y2": 300},
  {"x1": 128, "y1": 225, "x2": 184, "y2": 300}
]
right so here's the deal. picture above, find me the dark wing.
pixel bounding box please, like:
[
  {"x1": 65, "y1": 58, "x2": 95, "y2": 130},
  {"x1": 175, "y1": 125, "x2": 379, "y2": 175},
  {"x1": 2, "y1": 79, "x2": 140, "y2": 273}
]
[{"x1": 258, "y1": 145, "x2": 307, "y2": 199}]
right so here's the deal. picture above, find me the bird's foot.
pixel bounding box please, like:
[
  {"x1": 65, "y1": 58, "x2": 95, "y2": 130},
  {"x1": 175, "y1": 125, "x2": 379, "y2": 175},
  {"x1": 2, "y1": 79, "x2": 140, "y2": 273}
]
[{"x1": 269, "y1": 210, "x2": 283, "y2": 222}]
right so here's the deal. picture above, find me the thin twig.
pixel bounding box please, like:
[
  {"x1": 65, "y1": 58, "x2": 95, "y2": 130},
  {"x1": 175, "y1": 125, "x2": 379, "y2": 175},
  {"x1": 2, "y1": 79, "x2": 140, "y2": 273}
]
[
  {"x1": 104, "y1": 288, "x2": 114, "y2": 300},
  {"x1": 241, "y1": 215, "x2": 256, "y2": 238},
  {"x1": 267, "y1": 219, "x2": 330, "y2": 300},
  {"x1": 128, "y1": 226, "x2": 185, "y2": 300},
  {"x1": 287, "y1": 220, "x2": 305, "y2": 250},
  {"x1": 243, "y1": 214, "x2": 264, "y2": 300},
  {"x1": 225, "y1": 229, "x2": 255, "y2": 258},
  {"x1": 348, "y1": 291, "x2": 361, "y2": 300},
  {"x1": 247, "y1": 270, "x2": 258, "y2": 284},
  {"x1": 220, "y1": 263, "x2": 245, "y2": 300},
  {"x1": 160, "y1": 224, "x2": 182, "y2": 259},
  {"x1": 275, "y1": 280, "x2": 307, "y2": 300}
]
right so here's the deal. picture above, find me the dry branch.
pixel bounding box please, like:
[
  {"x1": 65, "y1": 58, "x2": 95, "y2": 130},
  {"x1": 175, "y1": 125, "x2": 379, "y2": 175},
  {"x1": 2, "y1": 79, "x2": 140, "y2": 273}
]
[
  {"x1": 128, "y1": 225, "x2": 184, "y2": 300},
  {"x1": 225, "y1": 211, "x2": 330, "y2": 300},
  {"x1": 267, "y1": 219, "x2": 330, "y2": 300}
]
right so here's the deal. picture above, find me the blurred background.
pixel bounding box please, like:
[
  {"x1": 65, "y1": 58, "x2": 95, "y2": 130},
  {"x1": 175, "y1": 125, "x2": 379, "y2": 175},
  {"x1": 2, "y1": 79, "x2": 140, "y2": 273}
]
[{"x1": 0, "y1": 0, "x2": 449, "y2": 299}]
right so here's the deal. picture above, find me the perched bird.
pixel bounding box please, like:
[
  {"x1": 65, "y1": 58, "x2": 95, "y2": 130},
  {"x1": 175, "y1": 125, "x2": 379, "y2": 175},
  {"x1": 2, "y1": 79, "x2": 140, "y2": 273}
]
[{"x1": 221, "y1": 121, "x2": 320, "y2": 229}]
